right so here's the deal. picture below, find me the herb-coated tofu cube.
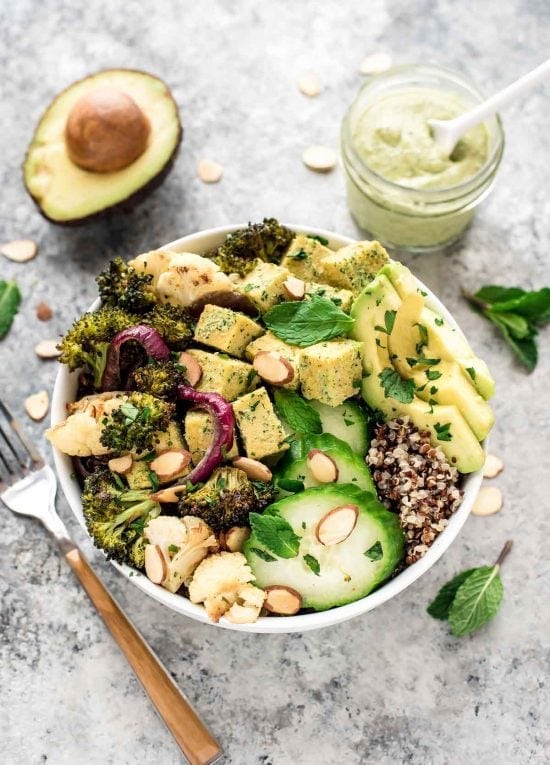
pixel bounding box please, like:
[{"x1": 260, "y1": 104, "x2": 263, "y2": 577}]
[
  {"x1": 232, "y1": 387, "x2": 289, "y2": 460},
  {"x1": 193, "y1": 305, "x2": 264, "y2": 357},
  {"x1": 187, "y1": 349, "x2": 257, "y2": 402},
  {"x1": 280, "y1": 234, "x2": 333, "y2": 282},
  {"x1": 245, "y1": 332, "x2": 302, "y2": 390},
  {"x1": 185, "y1": 410, "x2": 238, "y2": 465},
  {"x1": 236, "y1": 262, "x2": 291, "y2": 312},
  {"x1": 305, "y1": 283, "x2": 354, "y2": 313},
  {"x1": 299, "y1": 339, "x2": 363, "y2": 407},
  {"x1": 320, "y1": 241, "x2": 389, "y2": 295}
]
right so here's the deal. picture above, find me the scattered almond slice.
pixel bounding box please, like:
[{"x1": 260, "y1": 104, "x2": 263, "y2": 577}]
[
  {"x1": 283, "y1": 276, "x2": 306, "y2": 300},
  {"x1": 1, "y1": 239, "x2": 38, "y2": 262},
  {"x1": 316, "y1": 504, "x2": 358, "y2": 545},
  {"x1": 232, "y1": 456, "x2": 272, "y2": 482},
  {"x1": 34, "y1": 339, "x2": 61, "y2": 359},
  {"x1": 264, "y1": 585, "x2": 302, "y2": 615},
  {"x1": 253, "y1": 351, "x2": 295, "y2": 385},
  {"x1": 198, "y1": 159, "x2": 224, "y2": 183},
  {"x1": 297, "y1": 73, "x2": 321, "y2": 97},
  {"x1": 24, "y1": 390, "x2": 49, "y2": 421},
  {"x1": 359, "y1": 52, "x2": 393, "y2": 75},
  {"x1": 223, "y1": 526, "x2": 251, "y2": 553},
  {"x1": 144, "y1": 544, "x2": 168, "y2": 584},
  {"x1": 307, "y1": 449, "x2": 339, "y2": 483},
  {"x1": 150, "y1": 484, "x2": 188, "y2": 503},
  {"x1": 483, "y1": 454, "x2": 504, "y2": 479},
  {"x1": 149, "y1": 450, "x2": 191, "y2": 482},
  {"x1": 36, "y1": 302, "x2": 53, "y2": 321},
  {"x1": 472, "y1": 486, "x2": 503, "y2": 516},
  {"x1": 178, "y1": 352, "x2": 203, "y2": 387},
  {"x1": 302, "y1": 145, "x2": 337, "y2": 173},
  {"x1": 108, "y1": 454, "x2": 133, "y2": 474}
]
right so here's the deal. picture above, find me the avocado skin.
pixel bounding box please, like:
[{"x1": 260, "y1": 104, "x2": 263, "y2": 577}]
[{"x1": 23, "y1": 68, "x2": 182, "y2": 226}]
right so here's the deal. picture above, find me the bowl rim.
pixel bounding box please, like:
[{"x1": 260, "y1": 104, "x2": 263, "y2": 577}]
[{"x1": 51, "y1": 222, "x2": 483, "y2": 634}]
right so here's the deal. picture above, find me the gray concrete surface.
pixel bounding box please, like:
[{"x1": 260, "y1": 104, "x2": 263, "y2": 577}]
[{"x1": 1, "y1": 1, "x2": 549, "y2": 763}]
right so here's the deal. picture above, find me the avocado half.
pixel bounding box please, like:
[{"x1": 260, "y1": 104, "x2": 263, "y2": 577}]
[{"x1": 23, "y1": 69, "x2": 182, "y2": 225}]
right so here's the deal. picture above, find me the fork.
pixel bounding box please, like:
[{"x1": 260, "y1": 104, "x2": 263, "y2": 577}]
[{"x1": 0, "y1": 399, "x2": 222, "y2": 765}]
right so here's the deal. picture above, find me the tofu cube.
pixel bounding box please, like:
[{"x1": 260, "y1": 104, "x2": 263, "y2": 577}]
[
  {"x1": 320, "y1": 241, "x2": 389, "y2": 295},
  {"x1": 232, "y1": 387, "x2": 289, "y2": 460},
  {"x1": 185, "y1": 410, "x2": 238, "y2": 465},
  {"x1": 236, "y1": 262, "x2": 291, "y2": 312},
  {"x1": 299, "y1": 339, "x2": 363, "y2": 406},
  {"x1": 280, "y1": 234, "x2": 333, "y2": 282},
  {"x1": 245, "y1": 332, "x2": 301, "y2": 390},
  {"x1": 306, "y1": 283, "x2": 354, "y2": 313},
  {"x1": 193, "y1": 305, "x2": 264, "y2": 357},
  {"x1": 187, "y1": 349, "x2": 257, "y2": 402}
]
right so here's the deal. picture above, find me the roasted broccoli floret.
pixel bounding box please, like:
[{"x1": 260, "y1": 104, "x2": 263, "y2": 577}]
[
  {"x1": 96, "y1": 257, "x2": 157, "y2": 314},
  {"x1": 100, "y1": 391, "x2": 175, "y2": 455},
  {"x1": 143, "y1": 303, "x2": 194, "y2": 349},
  {"x1": 58, "y1": 306, "x2": 137, "y2": 388},
  {"x1": 178, "y1": 467, "x2": 276, "y2": 532},
  {"x1": 132, "y1": 359, "x2": 187, "y2": 400},
  {"x1": 208, "y1": 218, "x2": 294, "y2": 277},
  {"x1": 82, "y1": 468, "x2": 161, "y2": 567}
]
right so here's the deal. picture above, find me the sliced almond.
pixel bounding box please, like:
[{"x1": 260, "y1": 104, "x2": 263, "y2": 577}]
[
  {"x1": 198, "y1": 159, "x2": 224, "y2": 183},
  {"x1": 472, "y1": 486, "x2": 503, "y2": 516},
  {"x1": 108, "y1": 454, "x2": 133, "y2": 475},
  {"x1": 34, "y1": 339, "x2": 61, "y2": 359},
  {"x1": 36, "y1": 302, "x2": 53, "y2": 321},
  {"x1": 253, "y1": 351, "x2": 295, "y2": 385},
  {"x1": 144, "y1": 544, "x2": 168, "y2": 584},
  {"x1": 150, "y1": 484, "x2": 188, "y2": 503},
  {"x1": 302, "y1": 145, "x2": 337, "y2": 173},
  {"x1": 297, "y1": 73, "x2": 321, "y2": 97},
  {"x1": 316, "y1": 504, "x2": 358, "y2": 546},
  {"x1": 223, "y1": 526, "x2": 251, "y2": 553},
  {"x1": 1, "y1": 239, "x2": 38, "y2": 262},
  {"x1": 359, "y1": 52, "x2": 393, "y2": 75},
  {"x1": 263, "y1": 585, "x2": 302, "y2": 615},
  {"x1": 149, "y1": 450, "x2": 191, "y2": 482},
  {"x1": 231, "y1": 456, "x2": 272, "y2": 482},
  {"x1": 24, "y1": 390, "x2": 49, "y2": 421},
  {"x1": 483, "y1": 454, "x2": 504, "y2": 479},
  {"x1": 307, "y1": 449, "x2": 339, "y2": 483},
  {"x1": 178, "y1": 352, "x2": 203, "y2": 387},
  {"x1": 283, "y1": 276, "x2": 306, "y2": 300}
]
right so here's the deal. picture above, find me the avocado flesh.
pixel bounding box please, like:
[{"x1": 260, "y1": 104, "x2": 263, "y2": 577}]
[
  {"x1": 23, "y1": 69, "x2": 181, "y2": 224},
  {"x1": 381, "y1": 262, "x2": 495, "y2": 400},
  {"x1": 388, "y1": 293, "x2": 494, "y2": 441},
  {"x1": 351, "y1": 274, "x2": 485, "y2": 473}
]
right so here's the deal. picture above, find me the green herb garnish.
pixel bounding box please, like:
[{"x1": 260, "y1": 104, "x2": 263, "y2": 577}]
[
  {"x1": 374, "y1": 309, "x2": 397, "y2": 335},
  {"x1": 250, "y1": 547, "x2": 277, "y2": 562},
  {"x1": 303, "y1": 554, "x2": 320, "y2": 575},
  {"x1": 263, "y1": 295, "x2": 354, "y2": 347},
  {"x1": 364, "y1": 541, "x2": 383, "y2": 561},
  {"x1": 434, "y1": 422, "x2": 452, "y2": 441},
  {"x1": 378, "y1": 368, "x2": 416, "y2": 404},
  {"x1": 249, "y1": 512, "x2": 300, "y2": 558},
  {"x1": 0, "y1": 280, "x2": 21, "y2": 339},
  {"x1": 274, "y1": 389, "x2": 322, "y2": 434}
]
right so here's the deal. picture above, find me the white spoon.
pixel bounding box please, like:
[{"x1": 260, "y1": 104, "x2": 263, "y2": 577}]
[{"x1": 428, "y1": 58, "x2": 550, "y2": 156}]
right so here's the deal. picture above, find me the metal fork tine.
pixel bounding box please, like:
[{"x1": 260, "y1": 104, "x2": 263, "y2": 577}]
[
  {"x1": 0, "y1": 400, "x2": 44, "y2": 468},
  {"x1": 0, "y1": 421, "x2": 29, "y2": 471}
]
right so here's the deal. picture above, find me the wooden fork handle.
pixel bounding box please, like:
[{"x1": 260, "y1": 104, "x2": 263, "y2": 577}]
[{"x1": 64, "y1": 546, "x2": 222, "y2": 765}]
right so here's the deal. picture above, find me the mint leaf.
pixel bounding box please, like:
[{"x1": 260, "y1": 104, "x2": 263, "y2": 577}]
[
  {"x1": 0, "y1": 280, "x2": 21, "y2": 339},
  {"x1": 250, "y1": 547, "x2": 277, "y2": 562},
  {"x1": 427, "y1": 569, "x2": 477, "y2": 620},
  {"x1": 448, "y1": 566, "x2": 504, "y2": 636},
  {"x1": 488, "y1": 310, "x2": 531, "y2": 339},
  {"x1": 491, "y1": 315, "x2": 538, "y2": 371},
  {"x1": 364, "y1": 541, "x2": 383, "y2": 560},
  {"x1": 434, "y1": 422, "x2": 452, "y2": 441},
  {"x1": 249, "y1": 512, "x2": 300, "y2": 558},
  {"x1": 274, "y1": 389, "x2": 322, "y2": 434},
  {"x1": 490, "y1": 288, "x2": 550, "y2": 322},
  {"x1": 374, "y1": 309, "x2": 397, "y2": 335},
  {"x1": 303, "y1": 553, "x2": 320, "y2": 575},
  {"x1": 475, "y1": 286, "x2": 526, "y2": 304},
  {"x1": 263, "y1": 295, "x2": 354, "y2": 347},
  {"x1": 378, "y1": 368, "x2": 416, "y2": 404},
  {"x1": 276, "y1": 478, "x2": 305, "y2": 494},
  {"x1": 307, "y1": 234, "x2": 329, "y2": 245}
]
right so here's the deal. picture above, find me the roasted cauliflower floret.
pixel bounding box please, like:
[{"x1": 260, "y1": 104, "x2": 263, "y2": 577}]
[
  {"x1": 155, "y1": 253, "x2": 234, "y2": 308},
  {"x1": 46, "y1": 393, "x2": 124, "y2": 456},
  {"x1": 144, "y1": 515, "x2": 217, "y2": 594},
  {"x1": 128, "y1": 249, "x2": 177, "y2": 287},
  {"x1": 188, "y1": 551, "x2": 266, "y2": 623}
]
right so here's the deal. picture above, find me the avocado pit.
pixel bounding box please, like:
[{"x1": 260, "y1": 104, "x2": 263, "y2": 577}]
[{"x1": 65, "y1": 87, "x2": 150, "y2": 173}]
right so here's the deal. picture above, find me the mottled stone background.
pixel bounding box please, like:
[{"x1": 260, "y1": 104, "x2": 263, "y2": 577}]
[{"x1": 1, "y1": 1, "x2": 549, "y2": 763}]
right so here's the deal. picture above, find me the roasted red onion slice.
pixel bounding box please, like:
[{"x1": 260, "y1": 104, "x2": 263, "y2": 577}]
[{"x1": 102, "y1": 325, "x2": 170, "y2": 390}]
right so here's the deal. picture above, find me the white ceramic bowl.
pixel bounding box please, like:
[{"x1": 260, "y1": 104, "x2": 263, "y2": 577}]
[{"x1": 51, "y1": 223, "x2": 483, "y2": 633}]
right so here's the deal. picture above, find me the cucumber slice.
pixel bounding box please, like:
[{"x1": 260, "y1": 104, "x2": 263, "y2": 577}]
[
  {"x1": 244, "y1": 485, "x2": 404, "y2": 611},
  {"x1": 276, "y1": 432, "x2": 375, "y2": 495},
  {"x1": 308, "y1": 399, "x2": 369, "y2": 455}
]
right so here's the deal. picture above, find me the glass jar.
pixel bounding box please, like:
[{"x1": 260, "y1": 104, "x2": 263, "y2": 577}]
[{"x1": 341, "y1": 64, "x2": 505, "y2": 253}]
